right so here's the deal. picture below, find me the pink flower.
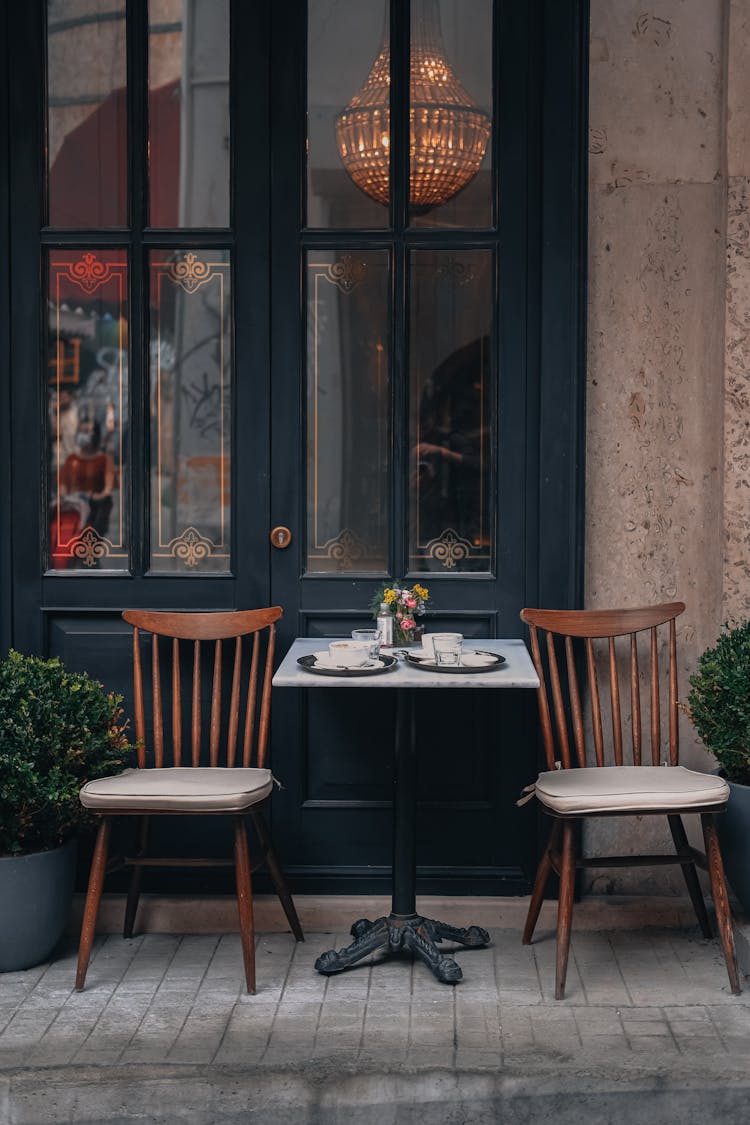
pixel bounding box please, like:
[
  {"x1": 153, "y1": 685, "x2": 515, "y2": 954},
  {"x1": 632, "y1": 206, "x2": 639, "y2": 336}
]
[
  {"x1": 401, "y1": 618, "x2": 415, "y2": 631},
  {"x1": 403, "y1": 595, "x2": 417, "y2": 609}
]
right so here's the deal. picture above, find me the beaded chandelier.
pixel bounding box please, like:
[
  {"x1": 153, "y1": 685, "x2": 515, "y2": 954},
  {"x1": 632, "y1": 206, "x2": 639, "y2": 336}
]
[{"x1": 335, "y1": 3, "x2": 491, "y2": 213}]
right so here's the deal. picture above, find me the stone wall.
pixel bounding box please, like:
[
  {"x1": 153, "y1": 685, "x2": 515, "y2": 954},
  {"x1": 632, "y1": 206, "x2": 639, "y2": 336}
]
[{"x1": 584, "y1": 0, "x2": 745, "y2": 891}]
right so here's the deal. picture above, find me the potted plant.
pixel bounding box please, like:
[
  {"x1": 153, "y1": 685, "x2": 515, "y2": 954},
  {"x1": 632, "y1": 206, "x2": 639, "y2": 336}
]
[
  {"x1": 686, "y1": 619, "x2": 750, "y2": 913},
  {"x1": 0, "y1": 650, "x2": 131, "y2": 971}
]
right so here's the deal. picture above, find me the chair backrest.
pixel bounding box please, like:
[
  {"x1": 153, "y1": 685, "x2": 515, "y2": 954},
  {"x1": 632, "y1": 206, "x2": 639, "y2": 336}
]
[
  {"x1": 520, "y1": 603, "x2": 686, "y2": 771},
  {"x1": 121, "y1": 608, "x2": 282, "y2": 770}
]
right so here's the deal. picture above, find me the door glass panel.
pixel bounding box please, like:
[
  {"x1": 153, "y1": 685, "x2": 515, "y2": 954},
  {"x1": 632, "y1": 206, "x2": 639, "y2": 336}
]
[
  {"x1": 409, "y1": 0, "x2": 493, "y2": 229},
  {"x1": 47, "y1": 1, "x2": 127, "y2": 227},
  {"x1": 47, "y1": 250, "x2": 129, "y2": 572},
  {"x1": 308, "y1": 0, "x2": 390, "y2": 229},
  {"x1": 149, "y1": 0, "x2": 230, "y2": 228},
  {"x1": 306, "y1": 251, "x2": 390, "y2": 573},
  {"x1": 409, "y1": 250, "x2": 493, "y2": 572},
  {"x1": 149, "y1": 250, "x2": 231, "y2": 573}
]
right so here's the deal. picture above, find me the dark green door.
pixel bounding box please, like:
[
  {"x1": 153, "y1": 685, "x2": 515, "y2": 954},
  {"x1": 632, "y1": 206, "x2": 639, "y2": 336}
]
[{"x1": 3, "y1": 0, "x2": 587, "y2": 895}]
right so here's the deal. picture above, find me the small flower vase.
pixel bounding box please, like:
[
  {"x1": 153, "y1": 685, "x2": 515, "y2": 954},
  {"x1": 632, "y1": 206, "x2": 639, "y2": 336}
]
[{"x1": 393, "y1": 621, "x2": 424, "y2": 647}]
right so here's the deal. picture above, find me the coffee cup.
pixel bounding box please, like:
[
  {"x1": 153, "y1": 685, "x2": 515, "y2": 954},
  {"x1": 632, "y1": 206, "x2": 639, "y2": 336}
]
[{"x1": 328, "y1": 640, "x2": 372, "y2": 668}]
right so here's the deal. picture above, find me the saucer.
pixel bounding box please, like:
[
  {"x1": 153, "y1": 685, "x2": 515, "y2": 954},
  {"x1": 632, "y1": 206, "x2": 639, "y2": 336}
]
[{"x1": 312, "y1": 651, "x2": 380, "y2": 671}]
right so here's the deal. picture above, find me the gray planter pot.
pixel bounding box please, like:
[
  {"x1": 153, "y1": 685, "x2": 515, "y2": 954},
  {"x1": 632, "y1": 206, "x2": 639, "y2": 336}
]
[
  {"x1": 716, "y1": 775, "x2": 750, "y2": 916},
  {"x1": 0, "y1": 838, "x2": 77, "y2": 972}
]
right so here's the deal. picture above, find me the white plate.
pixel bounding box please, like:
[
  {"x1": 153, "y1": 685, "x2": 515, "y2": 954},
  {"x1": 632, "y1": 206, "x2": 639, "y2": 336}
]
[
  {"x1": 458, "y1": 651, "x2": 498, "y2": 668},
  {"x1": 409, "y1": 649, "x2": 498, "y2": 668},
  {"x1": 312, "y1": 651, "x2": 380, "y2": 670}
]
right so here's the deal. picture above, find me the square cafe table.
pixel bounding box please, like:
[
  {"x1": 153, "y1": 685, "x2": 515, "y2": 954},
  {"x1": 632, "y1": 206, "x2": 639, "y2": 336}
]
[{"x1": 273, "y1": 637, "x2": 540, "y2": 983}]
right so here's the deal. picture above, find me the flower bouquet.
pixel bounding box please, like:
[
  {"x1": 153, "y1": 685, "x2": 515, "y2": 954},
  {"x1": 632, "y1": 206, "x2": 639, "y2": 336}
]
[{"x1": 371, "y1": 581, "x2": 429, "y2": 646}]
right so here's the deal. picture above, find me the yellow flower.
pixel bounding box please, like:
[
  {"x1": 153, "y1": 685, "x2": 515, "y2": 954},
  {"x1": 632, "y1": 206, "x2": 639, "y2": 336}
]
[
  {"x1": 413, "y1": 584, "x2": 429, "y2": 601},
  {"x1": 384, "y1": 588, "x2": 397, "y2": 604}
]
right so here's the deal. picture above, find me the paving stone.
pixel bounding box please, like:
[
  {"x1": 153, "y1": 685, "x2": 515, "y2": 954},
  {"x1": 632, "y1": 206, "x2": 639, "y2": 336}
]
[{"x1": 1, "y1": 917, "x2": 750, "y2": 1125}]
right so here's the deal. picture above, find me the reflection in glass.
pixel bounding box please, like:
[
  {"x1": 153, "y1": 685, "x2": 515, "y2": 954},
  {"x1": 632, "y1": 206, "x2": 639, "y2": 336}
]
[
  {"x1": 409, "y1": 251, "x2": 493, "y2": 572},
  {"x1": 308, "y1": 0, "x2": 389, "y2": 229},
  {"x1": 47, "y1": 1, "x2": 127, "y2": 227},
  {"x1": 409, "y1": 0, "x2": 492, "y2": 228},
  {"x1": 149, "y1": 250, "x2": 231, "y2": 572},
  {"x1": 47, "y1": 250, "x2": 129, "y2": 571},
  {"x1": 306, "y1": 252, "x2": 390, "y2": 573},
  {"x1": 149, "y1": 0, "x2": 230, "y2": 227}
]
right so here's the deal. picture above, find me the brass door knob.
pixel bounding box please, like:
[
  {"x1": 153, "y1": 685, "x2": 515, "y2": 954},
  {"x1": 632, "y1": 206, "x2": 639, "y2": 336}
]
[{"x1": 270, "y1": 526, "x2": 292, "y2": 549}]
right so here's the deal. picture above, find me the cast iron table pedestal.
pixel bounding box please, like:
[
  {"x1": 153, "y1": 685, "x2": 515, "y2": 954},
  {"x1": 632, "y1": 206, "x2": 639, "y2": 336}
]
[{"x1": 313, "y1": 689, "x2": 490, "y2": 983}]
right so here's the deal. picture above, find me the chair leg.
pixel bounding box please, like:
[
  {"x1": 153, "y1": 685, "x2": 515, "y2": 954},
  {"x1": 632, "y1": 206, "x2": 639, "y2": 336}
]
[
  {"x1": 523, "y1": 819, "x2": 562, "y2": 945},
  {"x1": 123, "y1": 816, "x2": 150, "y2": 939},
  {"x1": 701, "y1": 813, "x2": 741, "y2": 995},
  {"x1": 668, "y1": 814, "x2": 712, "y2": 938},
  {"x1": 76, "y1": 817, "x2": 112, "y2": 991},
  {"x1": 555, "y1": 819, "x2": 576, "y2": 1001},
  {"x1": 234, "y1": 816, "x2": 257, "y2": 994},
  {"x1": 250, "y1": 808, "x2": 304, "y2": 943}
]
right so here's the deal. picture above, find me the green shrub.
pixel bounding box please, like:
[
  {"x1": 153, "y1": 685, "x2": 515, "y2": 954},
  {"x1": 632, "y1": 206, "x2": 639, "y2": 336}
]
[
  {"x1": 0, "y1": 651, "x2": 131, "y2": 855},
  {"x1": 687, "y1": 621, "x2": 750, "y2": 785}
]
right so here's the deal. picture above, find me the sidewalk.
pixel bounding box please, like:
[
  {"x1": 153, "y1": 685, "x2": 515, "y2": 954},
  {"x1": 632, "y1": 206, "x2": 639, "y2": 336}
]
[{"x1": 2, "y1": 897, "x2": 750, "y2": 1124}]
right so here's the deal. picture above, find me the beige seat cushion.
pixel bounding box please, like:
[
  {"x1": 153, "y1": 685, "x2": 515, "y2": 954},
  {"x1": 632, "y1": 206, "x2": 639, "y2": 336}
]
[
  {"x1": 534, "y1": 765, "x2": 729, "y2": 816},
  {"x1": 79, "y1": 767, "x2": 274, "y2": 813}
]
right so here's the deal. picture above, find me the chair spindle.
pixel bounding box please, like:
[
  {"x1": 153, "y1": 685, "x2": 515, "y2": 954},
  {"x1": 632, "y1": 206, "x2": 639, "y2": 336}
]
[
  {"x1": 257, "y1": 623, "x2": 276, "y2": 769},
  {"x1": 565, "y1": 636, "x2": 586, "y2": 768},
  {"x1": 669, "y1": 617, "x2": 678, "y2": 766},
  {"x1": 192, "y1": 640, "x2": 201, "y2": 767},
  {"x1": 152, "y1": 633, "x2": 164, "y2": 767},
  {"x1": 528, "y1": 625, "x2": 557, "y2": 770},
  {"x1": 650, "y1": 626, "x2": 661, "y2": 764},
  {"x1": 172, "y1": 637, "x2": 182, "y2": 767},
  {"x1": 585, "y1": 637, "x2": 605, "y2": 767},
  {"x1": 630, "y1": 632, "x2": 642, "y2": 765},
  {"x1": 609, "y1": 637, "x2": 623, "y2": 766},
  {"x1": 132, "y1": 627, "x2": 146, "y2": 767},
  {"x1": 546, "y1": 633, "x2": 571, "y2": 768},
  {"x1": 210, "y1": 639, "x2": 222, "y2": 767},
  {"x1": 243, "y1": 632, "x2": 260, "y2": 767},
  {"x1": 227, "y1": 636, "x2": 242, "y2": 768}
]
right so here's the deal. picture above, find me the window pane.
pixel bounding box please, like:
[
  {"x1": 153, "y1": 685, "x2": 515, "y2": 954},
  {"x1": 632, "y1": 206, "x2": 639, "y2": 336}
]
[
  {"x1": 306, "y1": 252, "x2": 390, "y2": 573},
  {"x1": 47, "y1": 250, "x2": 129, "y2": 572},
  {"x1": 149, "y1": 250, "x2": 231, "y2": 572},
  {"x1": 308, "y1": 0, "x2": 390, "y2": 229},
  {"x1": 149, "y1": 0, "x2": 230, "y2": 228},
  {"x1": 47, "y1": 1, "x2": 127, "y2": 227},
  {"x1": 409, "y1": 250, "x2": 493, "y2": 572},
  {"x1": 409, "y1": 0, "x2": 493, "y2": 228}
]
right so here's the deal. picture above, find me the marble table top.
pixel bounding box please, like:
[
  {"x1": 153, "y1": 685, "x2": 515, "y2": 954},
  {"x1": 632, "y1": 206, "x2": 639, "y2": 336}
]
[{"x1": 272, "y1": 637, "x2": 540, "y2": 690}]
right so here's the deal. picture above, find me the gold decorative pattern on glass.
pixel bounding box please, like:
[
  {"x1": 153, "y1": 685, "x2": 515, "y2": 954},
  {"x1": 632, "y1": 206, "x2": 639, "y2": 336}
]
[
  {"x1": 47, "y1": 1, "x2": 127, "y2": 227},
  {"x1": 148, "y1": 0, "x2": 230, "y2": 228},
  {"x1": 149, "y1": 250, "x2": 231, "y2": 573},
  {"x1": 409, "y1": 249, "x2": 493, "y2": 572},
  {"x1": 47, "y1": 250, "x2": 129, "y2": 572},
  {"x1": 306, "y1": 251, "x2": 390, "y2": 573},
  {"x1": 307, "y1": 0, "x2": 390, "y2": 229}
]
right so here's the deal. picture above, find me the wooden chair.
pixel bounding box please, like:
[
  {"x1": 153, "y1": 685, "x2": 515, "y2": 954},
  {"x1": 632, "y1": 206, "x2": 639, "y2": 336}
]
[
  {"x1": 76, "y1": 608, "x2": 303, "y2": 993},
  {"x1": 520, "y1": 602, "x2": 740, "y2": 1000}
]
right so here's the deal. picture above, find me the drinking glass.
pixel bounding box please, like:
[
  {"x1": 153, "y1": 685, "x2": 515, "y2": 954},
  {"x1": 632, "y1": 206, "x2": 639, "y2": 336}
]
[
  {"x1": 351, "y1": 629, "x2": 381, "y2": 659},
  {"x1": 432, "y1": 636, "x2": 463, "y2": 666}
]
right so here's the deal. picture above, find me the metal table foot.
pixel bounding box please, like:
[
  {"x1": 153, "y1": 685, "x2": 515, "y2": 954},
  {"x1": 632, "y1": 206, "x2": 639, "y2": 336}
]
[{"x1": 314, "y1": 914, "x2": 490, "y2": 984}]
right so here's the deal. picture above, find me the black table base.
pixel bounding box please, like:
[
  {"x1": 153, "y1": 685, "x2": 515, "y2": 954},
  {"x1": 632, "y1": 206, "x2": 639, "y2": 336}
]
[
  {"x1": 313, "y1": 687, "x2": 492, "y2": 984},
  {"x1": 315, "y1": 913, "x2": 490, "y2": 984}
]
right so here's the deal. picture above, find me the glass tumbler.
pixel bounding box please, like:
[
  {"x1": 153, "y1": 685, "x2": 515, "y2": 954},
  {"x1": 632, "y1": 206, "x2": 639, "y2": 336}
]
[
  {"x1": 351, "y1": 629, "x2": 382, "y2": 660},
  {"x1": 432, "y1": 635, "x2": 463, "y2": 666}
]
